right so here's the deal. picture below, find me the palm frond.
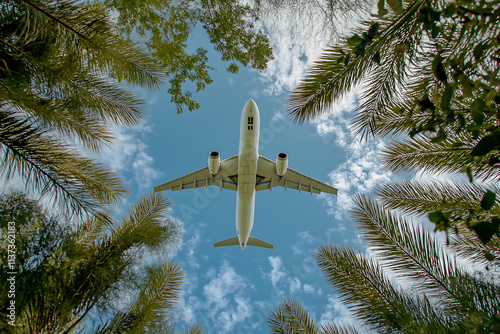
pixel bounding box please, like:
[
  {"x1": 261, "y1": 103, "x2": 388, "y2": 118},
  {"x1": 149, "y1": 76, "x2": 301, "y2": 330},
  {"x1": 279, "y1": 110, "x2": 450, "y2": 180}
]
[
  {"x1": 380, "y1": 135, "x2": 500, "y2": 181},
  {"x1": 180, "y1": 323, "x2": 205, "y2": 334},
  {"x1": 352, "y1": 64, "x2": 434, "y2": 138},
  {"x1": 71, "y1": 215, "x2": 109, "y2": 246},
  {"x1": 319, "y1": 322, "x2": 359, "y2": 334},
  {"x1": 0, "y1": 111, "x2": 126, "y2": 217},
  {"x1": 1, "y1": 86, "x2": 115, "y2": 151},
  {"x1": 351, "y1": 195, "x2": 461, "y2": 302},
  {"x1": 351, "y1": 195, "x2": 500, "y2": 320},
  {"x1": 114, "y1": 192, "x2": 175, "y2": 250},
  {"x1": 95, "y1": 260, "x2": 184, "y2": 333},
  {"x1": 315, "y1": 244, "x2": 457, "y2": 332},
  {"x1": 377, "y1": 180, "x2": 500, "y2": 219},
  {"x1": 268, "y1": 298, "x2": 317, "y2": 334},
  {"x1": 288, "y1": 0, "x2": 424, "y2": 124},
  {"x1": 351, "y1": 8, "x2": 425, "y2": 138},
  {"x1": 449, "y1": 232, "x2": 500, "y2": 265},
  {"x1": 19, "y1": 0, "x2": 165, "y2": 89}
]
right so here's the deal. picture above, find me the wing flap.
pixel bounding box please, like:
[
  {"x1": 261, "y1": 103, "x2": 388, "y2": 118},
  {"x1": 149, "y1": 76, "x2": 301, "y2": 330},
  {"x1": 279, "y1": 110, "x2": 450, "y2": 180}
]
[
  {"x1": 255, "y1": 156, "x2": 337, "y2": 195},
  {"x1": 154, "y1": 155, "x2": 238, "y2": 192},
  {"x1": 255, "y1": 179, "x2": 321, "y2": 194}
]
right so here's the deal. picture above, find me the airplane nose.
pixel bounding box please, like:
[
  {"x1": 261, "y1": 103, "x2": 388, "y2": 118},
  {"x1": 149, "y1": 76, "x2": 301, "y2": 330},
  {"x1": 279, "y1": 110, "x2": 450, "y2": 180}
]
[
  {"x1": 244, "y1": 99, "x2": 257, "y2": 112},
  {"x1": 241, "y1": 243, "x2": 245, "y2": 250}
]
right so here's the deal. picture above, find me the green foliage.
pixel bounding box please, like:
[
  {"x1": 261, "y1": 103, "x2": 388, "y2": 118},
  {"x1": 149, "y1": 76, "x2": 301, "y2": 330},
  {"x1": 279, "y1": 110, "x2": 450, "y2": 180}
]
[
  {"x1": 268, "y1": 298, "x2": 317, "y2": 333},
  {"x1": 0, "y1": 111, "x2": 127, "y2": 217},
  {"x1": 0, "y1": 192, "x2": 184, "y2": 333},
  {"x1": 268, "y1": 193, "x2": 500, "y2": 333},
  {"x1": 268, "y1": 298, "x2": 359, "y2": 334},
  {"x1": 106, "y1": 0, "x2": 274, "y2": 113},
  {"x1": 311, "y1": 196, "x2": 499, "y2": 333},
  {"x1": 0, "y1": 0, "x2": 169, "y2": 215},
  {"x1": 288, "y1": 0, "x2": 500, "y2": 243}
]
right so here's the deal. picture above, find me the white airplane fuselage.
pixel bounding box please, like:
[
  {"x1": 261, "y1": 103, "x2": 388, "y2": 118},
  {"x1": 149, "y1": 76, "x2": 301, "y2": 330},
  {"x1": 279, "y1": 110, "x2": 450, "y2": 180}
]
[
  {"x1": 154, "y1": 99, "x2": 338, "y2": 250},
  {"x1": 236, "y1": 99, "x2": 260, "y2": 249}
]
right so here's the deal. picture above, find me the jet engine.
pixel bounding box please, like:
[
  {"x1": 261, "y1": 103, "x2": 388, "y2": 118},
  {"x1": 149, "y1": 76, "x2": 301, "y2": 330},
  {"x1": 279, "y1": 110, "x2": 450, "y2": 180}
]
[
  {"x1": 275, "y1": 152, "x2": 288, "y2": 177},
  {"x1": 208, "y1": 151, "x2": 220, "y2": 175}
]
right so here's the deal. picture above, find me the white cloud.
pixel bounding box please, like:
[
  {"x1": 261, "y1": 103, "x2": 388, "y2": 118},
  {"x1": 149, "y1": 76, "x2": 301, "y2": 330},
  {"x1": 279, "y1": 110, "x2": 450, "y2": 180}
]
[
  {"x1": 185, "y1": 229, "x2": 201, "y2": 269},
  {"x1": 218, "y1": 295, "x2": 254, "y2": 332},
  {"x1": 289, "y1": 277, "x2": 302, "y2": 293},
  {"x1": 266, "y1": 256, "x2": 287, "y2": 286},
  {"x1": 320, "y1": 295, "x2": 355, "y2": 326},
  {"x1": 255, "y1": 3, "x2": 335, "y2": 95},
  {"x1": 203, "y1": 261, "x2": 246, "y2": 308},
  {"x1": 177, "y1": 260, "x2": 254, "y2": 333},
  {"x1": 308, "y1": 98, "x2": 393, "y2": 221},
  {"x1": 326, "y1": 139, "x2": 392, "y2": 220},
  {"x1": 298, "y1": 231, "x2": 316, "y2": 244},
  {"x1": 99, "y1": 126, "x2": 161, "y2": 192},
  {"x1": 303, "y1": 284, "x2": 316, "y2": 294}
]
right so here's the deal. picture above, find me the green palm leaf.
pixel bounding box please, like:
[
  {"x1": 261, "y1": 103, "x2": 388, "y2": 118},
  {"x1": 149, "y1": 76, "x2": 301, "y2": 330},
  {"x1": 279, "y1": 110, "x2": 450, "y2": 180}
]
[
  {"x1": 380, "y1": 135, "x2": 500, "y2": 181},
  {"x1": 180, "y1": 323, "x2": 206, "y2": 334},
  {"x1": 351, "y1": 195, "x2": 460, "y2": 301},
  {"x1": 268, "y1": 298, "x2": 318, "y2": 334},
  {"x1": 19, "y1": 0, "x2": 165, "y2": 89},
  {"x1": 377, "y1": 180, "x2": 500, "y2": 218},
  {"x1": 115, "y1": 192, "x2": 176, "y2": 250},
  {"x1": 95, "y1": 260, "x2": 184, "y2": 333},
  {"x1": 449, "y1": 232, "x2": 500, "y2": 265},
  {"x1": 315, "y1": 244, "x2": 456, "y2": 333},
  {"x1": 351, "y1": 195, "x2": 500, "y2": 319},
  {"x1": 289, "y1": 1, "x2": 424, "y2": 125},
  {"x1": 0, "y1": 111, "x2": 126, "y2": 217},
  {"x1": 319, "y1": 322, "x2": 359, "y2": 334}
]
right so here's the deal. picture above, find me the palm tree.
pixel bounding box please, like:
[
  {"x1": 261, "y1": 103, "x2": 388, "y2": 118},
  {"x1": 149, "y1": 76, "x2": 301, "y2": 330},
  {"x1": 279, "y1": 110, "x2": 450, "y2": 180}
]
[
  {"x1": 0, "y1": 191, "x2": 203, "y2": 333},
  {"x1": 287, "y1": 0, "x2": 500, "y2": 239},
  {"x1": 268, "y1": 298, "x2": 359, "y2": 334},
  {"x1": 288, "y1": 0, "x2": 499, "y2": 142},
  {"x1": 288, "y1": 0, "x2": 426, "y2": 130},
  {"x1": 268, "y1": 195, "x2": 500, "y2": 333},
  {"x1": 0, "y1": 0, "x2": 165, "y2": 215}
]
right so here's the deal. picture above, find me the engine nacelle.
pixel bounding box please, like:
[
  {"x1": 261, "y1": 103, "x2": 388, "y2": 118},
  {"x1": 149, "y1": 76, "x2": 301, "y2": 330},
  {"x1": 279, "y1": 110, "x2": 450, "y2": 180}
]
[
  {"x1": 208, "y1": 151, "x2": 220, "y2": 175},
  {"x1": 275, "y1": 152, "x2": 288, "y2": 177}
]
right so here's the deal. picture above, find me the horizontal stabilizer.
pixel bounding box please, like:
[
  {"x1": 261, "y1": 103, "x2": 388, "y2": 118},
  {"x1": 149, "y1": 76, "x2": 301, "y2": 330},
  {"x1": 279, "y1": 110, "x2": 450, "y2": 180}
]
[
  {"x1": 214, "y1": 236, "x2": 239, "y2": 247},
  {"x1": 247, "y1": 236, "x2": 273, "y2": 249},
  {"x1": 213, "y1": 236, "x2": 274, "y2": 249}
]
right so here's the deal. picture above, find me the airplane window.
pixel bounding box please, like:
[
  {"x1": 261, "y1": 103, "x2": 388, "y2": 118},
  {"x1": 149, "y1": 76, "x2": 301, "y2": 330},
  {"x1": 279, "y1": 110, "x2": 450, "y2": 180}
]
[
  {"x1": 248, "y1": 117, "x2": 253, "y2": 124},
  {"x1": 248, "y1": 125, "x2": 253, "y2": 130}
]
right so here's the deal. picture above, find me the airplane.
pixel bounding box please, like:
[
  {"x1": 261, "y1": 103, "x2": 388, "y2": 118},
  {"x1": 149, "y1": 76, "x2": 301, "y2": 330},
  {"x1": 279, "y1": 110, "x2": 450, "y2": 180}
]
[{"x1": 154, "y1": 99, "x2": 337, "y2": 250}]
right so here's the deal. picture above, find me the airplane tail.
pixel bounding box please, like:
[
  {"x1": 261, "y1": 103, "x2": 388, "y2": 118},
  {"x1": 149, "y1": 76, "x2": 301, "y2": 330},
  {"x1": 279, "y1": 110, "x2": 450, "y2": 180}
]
[{"x1": 213, "y1": 236, "x2": 273, "y2": 249}]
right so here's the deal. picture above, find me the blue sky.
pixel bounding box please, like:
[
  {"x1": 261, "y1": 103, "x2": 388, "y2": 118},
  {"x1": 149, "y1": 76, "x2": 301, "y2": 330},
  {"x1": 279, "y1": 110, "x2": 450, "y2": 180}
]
[{"x1": 100, "y1": 16, "x2": 396, "y2": 333}]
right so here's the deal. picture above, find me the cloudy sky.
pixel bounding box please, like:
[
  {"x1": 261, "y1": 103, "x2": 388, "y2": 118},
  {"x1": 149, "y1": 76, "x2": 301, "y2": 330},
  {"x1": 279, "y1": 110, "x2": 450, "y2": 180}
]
[{"x1": 101, "y1": 5, "x2": 396, "y2": 333}]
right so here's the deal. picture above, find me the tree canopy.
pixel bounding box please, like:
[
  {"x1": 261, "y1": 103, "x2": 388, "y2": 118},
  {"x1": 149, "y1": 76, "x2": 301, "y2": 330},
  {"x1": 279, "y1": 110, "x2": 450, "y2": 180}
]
[
  {"x1": 0, "y1": 191, "x2": 202, "y2": 333},
  {"x1": 267, "y1": 0, "x2": 500, "y2": 332},
  {"x1": 288, "y1": 0, "x2": 500, "y2": 242},
  {"x1": 0, "y1": 0, "x2": 168, "y2": 216},
  {"x1": 106, "y1": 0, "x2": 274, "y2": 113}
]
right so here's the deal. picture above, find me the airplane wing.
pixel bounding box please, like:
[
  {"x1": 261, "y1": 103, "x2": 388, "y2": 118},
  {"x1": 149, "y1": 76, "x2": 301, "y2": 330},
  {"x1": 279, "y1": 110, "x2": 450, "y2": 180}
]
[
  {"x1": 154, "y1": 155, "x2": 239, "y2": 192},
  {"x1": 255, "y1": 156, "x2": 337, "y2": 195}
]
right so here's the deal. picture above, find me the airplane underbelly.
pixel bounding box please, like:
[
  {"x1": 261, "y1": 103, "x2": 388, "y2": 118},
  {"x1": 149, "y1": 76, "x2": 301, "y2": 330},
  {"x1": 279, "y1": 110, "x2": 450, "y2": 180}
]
[
  {"x1": 236, "y1": 150, "x2": 257, "y2": 239},
  {"x1": 236, "y1": 193, "x2": 254, "y2": 236}
]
